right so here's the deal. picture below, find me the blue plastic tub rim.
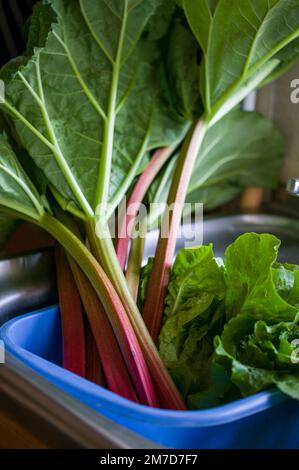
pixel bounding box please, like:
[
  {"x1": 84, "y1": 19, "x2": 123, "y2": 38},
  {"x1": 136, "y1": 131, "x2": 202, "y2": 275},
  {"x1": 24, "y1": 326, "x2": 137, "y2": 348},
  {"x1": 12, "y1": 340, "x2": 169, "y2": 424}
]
[{"x1": 0, "y1": 305, "x2": 288, "y2": 428}]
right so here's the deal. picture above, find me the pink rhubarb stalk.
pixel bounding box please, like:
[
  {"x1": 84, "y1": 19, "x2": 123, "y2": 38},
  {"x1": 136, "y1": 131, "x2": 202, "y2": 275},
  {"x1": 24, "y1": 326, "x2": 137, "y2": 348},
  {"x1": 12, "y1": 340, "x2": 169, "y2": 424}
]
[
  {"x1": 143, "y1": 120, "x2": 207, "y2": 342},
  {"x1": 85, "y1": 320, "x2": 106, "y2": 387},
  {"x1": 89, "y1": 220, "x2": 187, "y2": 410},
  {"x1": 43, "y1": 213, "x2": 158, "y2": 407},
  {"x1": 55, "y1": 244, "x2": 85, "y2": 377},
  {"x1": 117, "y1": 146, "x2": 175, "y2": 270},
  {"x1": 70, "y1": 258, "x2": 138, "y2": 402}
]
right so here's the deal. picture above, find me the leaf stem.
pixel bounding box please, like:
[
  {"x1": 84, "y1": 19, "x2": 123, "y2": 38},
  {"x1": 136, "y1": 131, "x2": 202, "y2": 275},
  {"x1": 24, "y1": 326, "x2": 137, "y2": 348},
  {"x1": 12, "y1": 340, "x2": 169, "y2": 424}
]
[
  {"x1": 85, "y1": 320, "x2": 106, "y2": 387},
  {"x1": 88, "y1": 219, "x2": 186, "y2": 409},
  {"x1": 0, "y1": 164, "x2": 43, "y2": 217},
  {"x1": 143, "y1": 119, "x2": 208, "y2": 342},
  {"x1": 94, "y1": 0, "x2": 128, "y2": 208},
  {"x1": 116, "y1": 146, "x2": 175, "y2": 270},
  {"x1": 69, "y1": 256, "x2": 138, "y2": 402},
  {"x1": 34, "y1": 54, "x2": 94, "y2": 218},
  {"x1": 40, "y1": 212, "x2": 158, "y2": 407},
  {"x1": 55, "y1": 244, "x2": 86, "y2": 377}
]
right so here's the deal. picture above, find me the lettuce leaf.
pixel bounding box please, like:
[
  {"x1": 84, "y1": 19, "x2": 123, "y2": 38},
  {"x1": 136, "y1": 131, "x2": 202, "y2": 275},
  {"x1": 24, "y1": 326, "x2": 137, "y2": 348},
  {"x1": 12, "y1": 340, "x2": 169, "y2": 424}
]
[
  {"x1": 158, "y1": 244, "x2": 225, "y2": 399},
  {"x1": 157, "y1": 233, "x2": 299, "y2": 408},
  {"x1": 215, "y1": 313, "x2": 299, "y2": 399},
  {"x1": 225, "y1": 233, "x2": 298, "y2": 322}
]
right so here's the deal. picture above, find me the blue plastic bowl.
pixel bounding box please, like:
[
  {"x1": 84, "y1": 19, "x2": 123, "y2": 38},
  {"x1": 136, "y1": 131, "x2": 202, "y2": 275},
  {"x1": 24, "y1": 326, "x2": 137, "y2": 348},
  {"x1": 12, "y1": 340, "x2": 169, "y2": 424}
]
[{"x1": 1, "y1": 305, "x2": 299, "y2": 449}]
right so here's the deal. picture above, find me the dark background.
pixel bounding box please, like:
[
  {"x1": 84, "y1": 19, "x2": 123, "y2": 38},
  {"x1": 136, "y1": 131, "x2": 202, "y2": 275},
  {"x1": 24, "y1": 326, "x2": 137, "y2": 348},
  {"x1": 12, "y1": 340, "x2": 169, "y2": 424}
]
[
  {"x1": 0, "y1": 0, "x2": 54, "y2": 255},
  {"x1": 0, "y1": 0, "x2": 35, "y2": 67}
]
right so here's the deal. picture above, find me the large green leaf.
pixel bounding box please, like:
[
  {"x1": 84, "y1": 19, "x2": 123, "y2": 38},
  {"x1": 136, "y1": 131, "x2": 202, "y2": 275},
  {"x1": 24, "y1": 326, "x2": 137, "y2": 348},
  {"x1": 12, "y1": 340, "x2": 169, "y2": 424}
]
[
  {"x1": 184, "y1": 0, "x2": 299, "y2": 123},
  {"x1": 164, "y1": 15, "x2": 202, "y2": 120},
  {"x1": 0, "y1": 134, "x2": 43, "y2": 220},
  {"x1": 25, "y1": 1, "x2": 56, "y2": 55},
  {"x1": 183, "y1": 0, "x2": 213, "y2": 54},
  {"x1": 147, "y1": 108, "x2": 283, "y2": 224},
  {"x1": 1, "y1": 0, "x2": 187, "y2": 219},
  {"x1": 187, "y1": 108, "x2": 283, "y2": 197},
  {"x1": 262, "y1": 37, "x2": 299, "y2": 85}
]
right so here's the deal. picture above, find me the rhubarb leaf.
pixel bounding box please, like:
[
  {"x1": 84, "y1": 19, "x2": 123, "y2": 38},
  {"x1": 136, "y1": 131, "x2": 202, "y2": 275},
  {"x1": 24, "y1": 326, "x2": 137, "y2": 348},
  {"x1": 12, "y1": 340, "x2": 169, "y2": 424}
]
[
  {"x1": 187, "y1": 183, "x2": 241, "y2": 212},
  {"x1": 148, "y1": 109, "x2": 283, "y2": 221},
  {"x1": 144, "y1": 0, "x2": 177, "y2": 40},
  {"x1": 262, "y1": 37, "x2": 299, "y2": 85},
  {"x1": 184, "y1": 0, "x2": 299, "y2": 122},
  {"x1": 183, "y1": 0, "x2": 213, "y2": 54},
  {"x1": 0, "y1": 134, "x2": 44, "y2": 220},
  {"x1": 165, "y1": 15, "x2": 202, "y2": 119},
  {"x1": 2, "y1": 0, "x2": 187, "y2": 219},
  {"x1": 26, "y1": 1, "x2": 56, "y2": 55},
  {"x1": 187, "y1": 108, "x2": 283, "y2": 202}
]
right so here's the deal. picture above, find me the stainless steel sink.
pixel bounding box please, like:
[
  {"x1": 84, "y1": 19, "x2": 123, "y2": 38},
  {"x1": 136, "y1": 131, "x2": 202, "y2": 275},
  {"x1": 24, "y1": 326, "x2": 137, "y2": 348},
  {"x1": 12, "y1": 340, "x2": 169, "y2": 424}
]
[
  {"x1": 144, "y1": 213, "x2": 299, "y2": 264},
  {"x1": 0, "y1": 248, "x2": 57, "y2": 326},
  {"x1": 1, "y1": 213, "x2": 299, "y2": 448},
  {"x1": 202, "y1": 214, "x2": 299, "y2": 262}
]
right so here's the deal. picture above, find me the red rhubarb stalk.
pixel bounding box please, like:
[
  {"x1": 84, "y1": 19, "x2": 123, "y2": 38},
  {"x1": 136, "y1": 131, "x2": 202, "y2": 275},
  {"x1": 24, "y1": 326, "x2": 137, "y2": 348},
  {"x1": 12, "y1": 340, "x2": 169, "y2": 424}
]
[
  {"x1": 69, "y1": 258, "x2": 138, "y2": 402},
  {"x1": 42, "y1": 213, "x2": 158, "y2": 407},
  {"x1": 143, "y1": 120, "x2": 207, "y2": 342},
  {"x1": 117, "y1": 146, "x2": 175, "y2": 270},
  {"x1": 55, "y1": 244, "x2": 85, "y2": 377},
  {"x1": 85, "y1": 320, "x2": 106, "y2": 387},
  {"x1": 90, "y1": 220, "x2": 187, "y2": 410}
]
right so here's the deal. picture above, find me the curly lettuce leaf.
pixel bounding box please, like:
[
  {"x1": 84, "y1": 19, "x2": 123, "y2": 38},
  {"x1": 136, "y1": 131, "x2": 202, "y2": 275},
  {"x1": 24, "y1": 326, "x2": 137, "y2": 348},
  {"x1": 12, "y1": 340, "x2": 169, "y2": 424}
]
[
  {"x1": 157, "y1": 244, "x2": 225, "y2": 400},
  {"x1": 213, "y1": 233, "x2": 299, "y2": 402},
  {"x1": 158, "y1": 233, "x2": 299, "y2": 408},
  {"x1": 159, "y1": 245, "x2": 225, "y2": 365},
  {"x1": 214, "y1": 312, "x2": 299, "y2": 399},
  {"x1": 225, "y1": 233, "x2": 298, "y2": 322},
  {"x1": 272, "y1": 263, "x2": 299, "y2": 308}
]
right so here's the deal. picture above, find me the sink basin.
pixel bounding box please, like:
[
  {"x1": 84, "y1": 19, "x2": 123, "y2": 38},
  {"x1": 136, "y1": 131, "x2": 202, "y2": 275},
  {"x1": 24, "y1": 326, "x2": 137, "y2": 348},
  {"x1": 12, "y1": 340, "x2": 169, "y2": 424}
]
[
  {"x1": 2, "y1": 213, "x2": 299, "y2": 449},
  {"x1": 144, "y1": 213, "x2": 299, "y2": 263}
]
